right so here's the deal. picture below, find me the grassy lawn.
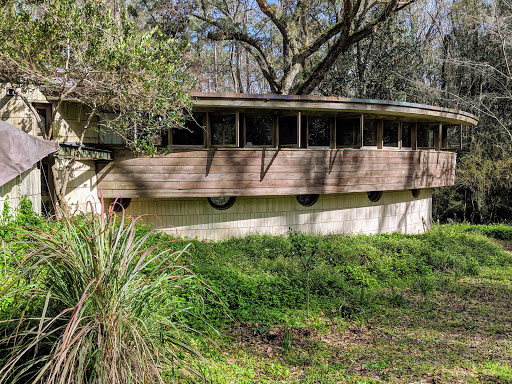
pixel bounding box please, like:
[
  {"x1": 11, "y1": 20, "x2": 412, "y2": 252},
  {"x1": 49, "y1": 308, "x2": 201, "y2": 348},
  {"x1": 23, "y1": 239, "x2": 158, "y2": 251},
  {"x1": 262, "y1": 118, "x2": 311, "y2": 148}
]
[{"x1": 205, "y1": 263, "x2": 512, "y2": 383}]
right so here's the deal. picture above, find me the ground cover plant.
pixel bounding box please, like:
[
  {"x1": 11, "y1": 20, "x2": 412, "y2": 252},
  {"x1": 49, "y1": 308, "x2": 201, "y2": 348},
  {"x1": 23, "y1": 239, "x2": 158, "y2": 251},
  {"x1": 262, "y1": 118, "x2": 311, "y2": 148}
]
[
  {"x1": 2, "y1": 202, "x2": 512, "y2": 383},
  {"x1": 0, "y1": 201, "x2": 211, "y2": 384},
  {"x1": 163, "y1": 226, "x2": 512, "y2": 327},
  {"x1": 160, "y1": 224, "x2": 512, "y2": 383}
]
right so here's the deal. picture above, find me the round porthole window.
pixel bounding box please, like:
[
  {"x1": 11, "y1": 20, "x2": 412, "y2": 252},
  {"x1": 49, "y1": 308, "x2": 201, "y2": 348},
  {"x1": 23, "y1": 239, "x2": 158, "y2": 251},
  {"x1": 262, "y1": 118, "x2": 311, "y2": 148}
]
[
  {"x1": 112, "y1": 198, "x2": 131, "y2": 212},
  {"x1": 296, "y1": 194, "x2": 319, "y2": 207},
  {"x1": 411, "y1": 189, "x2": 420, "y2": 198},
  {"x1": 367, "y1": 191, "x2": 383, "y2": 202},
  {"x1": 207, "y1": 196, "x2": 236, "y2": 210}
]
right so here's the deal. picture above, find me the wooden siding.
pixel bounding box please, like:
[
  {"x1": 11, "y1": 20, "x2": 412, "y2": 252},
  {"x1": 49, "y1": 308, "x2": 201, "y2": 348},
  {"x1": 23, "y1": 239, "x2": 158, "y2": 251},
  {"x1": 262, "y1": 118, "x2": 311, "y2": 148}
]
[{"x1": 97, "y1": 149, "x2": 456, "y2": 198}]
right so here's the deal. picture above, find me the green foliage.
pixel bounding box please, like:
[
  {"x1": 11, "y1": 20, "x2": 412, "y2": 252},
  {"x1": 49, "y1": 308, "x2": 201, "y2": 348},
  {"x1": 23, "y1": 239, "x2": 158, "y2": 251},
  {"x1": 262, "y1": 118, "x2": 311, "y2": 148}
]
[
  {"x1": 0, "y1": 196, "x2": 44, "y2": 240},
  {"x1": 159, "y1": 226, "x2": 512, "y2": 326},
  {"x1": 0, "y1": 0, "x2": 192, "y2": 149},
  {"x1": 0, "y1": 206, "x2": 210, "y2": 384}
]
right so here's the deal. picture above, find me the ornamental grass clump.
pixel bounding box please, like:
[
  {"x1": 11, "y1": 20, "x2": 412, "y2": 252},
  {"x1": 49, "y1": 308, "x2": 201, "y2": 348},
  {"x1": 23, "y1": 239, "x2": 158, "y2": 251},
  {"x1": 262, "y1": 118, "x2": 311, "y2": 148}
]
[{"x1": 0, "y1": 203, "x2": 208, "y2": 384}]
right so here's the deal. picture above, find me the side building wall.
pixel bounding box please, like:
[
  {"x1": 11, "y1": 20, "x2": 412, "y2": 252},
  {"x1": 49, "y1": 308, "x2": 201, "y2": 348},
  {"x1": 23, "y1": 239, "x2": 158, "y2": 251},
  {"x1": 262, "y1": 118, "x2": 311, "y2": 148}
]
[
  {"x1": 0, "y1": 86, "x2": 100, "y2": 214},
  {"x1": 0, "y1": 167, "x2": 41, "y2": 216},
  {"x1": 120, "y1": 189, "x2": 432, "y2": 241}
]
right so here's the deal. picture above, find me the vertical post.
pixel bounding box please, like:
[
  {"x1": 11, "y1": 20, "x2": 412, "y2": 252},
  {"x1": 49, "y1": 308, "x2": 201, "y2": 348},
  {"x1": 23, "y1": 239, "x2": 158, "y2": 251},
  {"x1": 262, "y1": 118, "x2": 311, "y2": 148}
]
[
  {"x1": 241, "y1": 113, "x2": 246, "y2": 148},
  {"x1": 235, "y1": 112, "x2": 240, "y2": 147},
  {"x1": 411, "y1": 122, "x2": 417, "y2": 150},
  {"x1": 459, "y1": 124, "x2": 463, "y2": 151},
  {"x1": 297, "y1": 111, "x2": 302, "y2": 148},
  {"x1": 435, "y1": 123, "x2": 442, "y2": 151},
  {"x1": 442, "y1": 125, "x2": 448, "y2": 149},
  {"x1": 205, "y1": 112, "x2": 210, "y2": 148},
  {"x1": 275, "y1": 114, "x2": 280, "y2": 147},
  {"x1": 358, "y1": 115, "x2": 364, "y2": 148},
  {"x1": 273, "y1": 114, "x2": 278, "y2": 148},
  {"x1": 398, "y1": 121, "x2": 403, "y2": 149},
  {"x1": 331, "y1": 117, "x2": 336, "y2": 149},
  {"x1": 377, "y1": 119, "x2": 383, "y2": 149}
]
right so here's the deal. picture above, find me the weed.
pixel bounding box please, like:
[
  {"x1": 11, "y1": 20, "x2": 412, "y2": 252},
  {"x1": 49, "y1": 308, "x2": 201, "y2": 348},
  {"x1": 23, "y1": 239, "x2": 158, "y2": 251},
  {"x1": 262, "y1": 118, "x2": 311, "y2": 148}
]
[{"x1": 283, "y1": 326, "x2": 293, "y2": 354}]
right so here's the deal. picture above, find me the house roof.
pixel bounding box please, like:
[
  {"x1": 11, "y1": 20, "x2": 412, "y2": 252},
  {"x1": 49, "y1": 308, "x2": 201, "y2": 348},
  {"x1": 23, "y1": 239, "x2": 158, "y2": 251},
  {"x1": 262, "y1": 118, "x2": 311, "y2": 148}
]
[{"x1": 189, "y1": 92, "x2": 479, "y2": 126}]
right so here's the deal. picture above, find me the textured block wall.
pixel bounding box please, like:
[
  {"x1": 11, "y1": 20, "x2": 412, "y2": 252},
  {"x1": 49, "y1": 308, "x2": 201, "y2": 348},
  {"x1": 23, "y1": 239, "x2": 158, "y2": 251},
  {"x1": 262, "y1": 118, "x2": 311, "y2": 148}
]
[
  {"x1": 120, "y1": 189, "x2": 432, "y2": 240},
  {"x1": 0, "y1": 167, "x2": 41, "y2": 215},
  {"x1": 62, "y1": 160, "x2": 100, "y2": 213}
]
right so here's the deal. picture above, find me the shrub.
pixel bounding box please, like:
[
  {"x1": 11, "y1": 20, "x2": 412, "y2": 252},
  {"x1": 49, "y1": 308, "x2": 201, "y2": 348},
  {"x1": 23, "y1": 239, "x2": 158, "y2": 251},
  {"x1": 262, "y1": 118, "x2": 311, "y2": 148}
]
[{"x1": 0, "y1": 204, "x2": 209, "y2": 384}]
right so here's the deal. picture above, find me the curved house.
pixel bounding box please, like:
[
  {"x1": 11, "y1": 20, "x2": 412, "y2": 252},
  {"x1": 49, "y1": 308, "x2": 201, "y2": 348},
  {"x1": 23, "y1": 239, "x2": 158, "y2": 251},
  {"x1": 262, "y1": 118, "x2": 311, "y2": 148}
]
[{"x1": 96, "y1": 92, "x2": 477, "y2": 240}]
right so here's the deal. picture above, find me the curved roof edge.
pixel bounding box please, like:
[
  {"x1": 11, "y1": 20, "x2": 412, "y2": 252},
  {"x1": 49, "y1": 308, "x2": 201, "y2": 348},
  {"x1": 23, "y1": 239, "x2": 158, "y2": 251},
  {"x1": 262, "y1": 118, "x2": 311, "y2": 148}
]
[{"x1": 189, "y1": 91, "x2": 479, "y2": 126}]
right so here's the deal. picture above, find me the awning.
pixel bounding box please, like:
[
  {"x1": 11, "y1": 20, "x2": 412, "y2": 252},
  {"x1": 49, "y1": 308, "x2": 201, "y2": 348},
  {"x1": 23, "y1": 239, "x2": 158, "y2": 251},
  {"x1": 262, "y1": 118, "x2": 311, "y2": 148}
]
[
  {"x1": 58, "y1": 142, "x2": 113, "y2": 160},
  {"x1": 0, "y1": 120, "x2": 59, "y2": 187}
]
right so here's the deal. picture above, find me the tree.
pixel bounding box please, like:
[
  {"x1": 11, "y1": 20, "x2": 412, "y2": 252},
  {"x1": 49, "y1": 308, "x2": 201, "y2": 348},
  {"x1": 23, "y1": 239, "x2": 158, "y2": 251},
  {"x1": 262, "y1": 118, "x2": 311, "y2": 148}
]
[
  {"x1": 0, "y1": 0, "x2": 192, "y2": 209},
  {"x1": 192, "y1": 0, "x2": 415, "y2": 95}
]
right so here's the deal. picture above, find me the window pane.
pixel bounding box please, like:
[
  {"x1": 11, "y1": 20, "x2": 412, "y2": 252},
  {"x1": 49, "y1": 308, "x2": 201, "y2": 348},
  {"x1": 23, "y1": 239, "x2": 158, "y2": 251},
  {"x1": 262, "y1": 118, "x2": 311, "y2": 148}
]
[
  {"x1": 246, "y1": 115, "x2": 273, "y2": 146},
  {"x1": 417, "y1": 123, "x2": 434, "y2": 147},
  {"x1": 363, "y1": 119, "x2": 377, "y2": 146},
  {"x1": 401, "y1": 123, "x2": 412, "y2": 147},
  {"x1": 278, "y1": 115, "x2": 298, "y2": 145},
  {"x1": 308, "y1": 117, "x2": 330, "y2": 146},
  {"x1": 211, "y1": 114, "x2": 237, "y2": 145},
  {"x1": 383, "y1": 121, "x2": 399, "y2": 147},
  {"x1": 336, "y1": 117, "x2": 359, "y2": 146},
  {"x1": 173, "y1": 114, "x2": 204, "y2": 146}
]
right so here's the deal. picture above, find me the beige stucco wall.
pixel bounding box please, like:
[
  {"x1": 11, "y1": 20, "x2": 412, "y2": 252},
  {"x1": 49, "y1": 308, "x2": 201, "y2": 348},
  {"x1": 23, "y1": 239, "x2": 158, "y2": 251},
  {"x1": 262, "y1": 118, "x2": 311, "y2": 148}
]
[
  {"x1": 120, "y1": 189, "x2": 432, "y2": 240},
  {"x1": 0, "y1": 167, "x2": 41, "y2": 216}
]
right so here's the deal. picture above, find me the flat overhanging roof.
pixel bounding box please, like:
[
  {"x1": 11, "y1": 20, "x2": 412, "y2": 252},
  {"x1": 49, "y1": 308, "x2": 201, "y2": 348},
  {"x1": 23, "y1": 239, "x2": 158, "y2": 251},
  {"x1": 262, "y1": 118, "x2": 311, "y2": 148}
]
[{"x1": 189, "y1": 92, "x2": 479, "y2": 126}]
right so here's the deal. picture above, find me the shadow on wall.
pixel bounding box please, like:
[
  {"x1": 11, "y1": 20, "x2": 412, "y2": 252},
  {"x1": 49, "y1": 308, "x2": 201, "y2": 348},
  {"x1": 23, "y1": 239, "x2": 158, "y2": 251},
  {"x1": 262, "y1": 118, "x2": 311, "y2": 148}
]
[
  {"x1": 0, "y1": 167, "x2": 41, "y2": 214},
  {"x1": 0, "y1": 94, "x2": 34, "y2": 134}
]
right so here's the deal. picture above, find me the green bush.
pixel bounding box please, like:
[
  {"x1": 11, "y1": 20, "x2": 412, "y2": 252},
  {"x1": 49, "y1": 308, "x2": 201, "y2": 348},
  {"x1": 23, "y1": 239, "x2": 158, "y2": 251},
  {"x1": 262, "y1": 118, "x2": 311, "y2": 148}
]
[{"x1": 0, "y1": 206, "x2": 210, "y2": 384}]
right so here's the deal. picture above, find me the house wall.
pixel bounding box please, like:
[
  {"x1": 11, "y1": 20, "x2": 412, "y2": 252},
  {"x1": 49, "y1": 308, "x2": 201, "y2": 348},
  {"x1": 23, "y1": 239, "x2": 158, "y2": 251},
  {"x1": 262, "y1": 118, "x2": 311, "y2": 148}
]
[
  {"x1": 58, "y1": 160, "x2": 100, "y2": 213},
  {"x1": 0, "y1": 86, "x2": 37, "y2": 135},
  {"x1": 0, "y1": 166, "x2": 41, "y2": 216},
  {"x1": 1, "y1": 85, "x2": 100, "y2": 214},
  {"x1": 119, "y1": 189, "x2": 432, "y2": 241},
  {"x1": 98, "y1": 149, "x2": 455, "y2": 198}
]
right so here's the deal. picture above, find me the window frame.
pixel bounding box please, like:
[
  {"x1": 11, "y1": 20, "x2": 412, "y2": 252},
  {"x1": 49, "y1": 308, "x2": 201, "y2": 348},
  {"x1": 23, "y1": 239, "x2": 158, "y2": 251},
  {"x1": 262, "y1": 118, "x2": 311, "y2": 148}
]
[
  {"x1": 276, "y1": 111, "x2": 301, "y2": 148},
  {"x1": 32, "y1": 103, "x2": 52, "y2": 138},
  {"x1": 417, "y1": 122, "x2": 439, "y2": 149},
  {"x1": 335, "y1": 115, "x2": 362, "y2": 148},
  {"x1": 243, "y1": 112, "x2": 276, "y2": 148},
  {"x1": 441, "y1": 124, "x2": 462, "y2": 151},
  {"x1": 208, "y1": 111, "x2": 240, "y2": 148},
  {"x1": 400, "y1": 121, "x2": 417, "y2": 149},
  {"x1": 382, "y1": 120, "x2": 401, "y2": 149},
  {"x1": 169, "y1": 112, "x2": 206, "y2": 148},
  {"x1": 362, "y1": 117, "x2": 379, "y2": 148},
  {"x1": 303, "y1": 115, "x2": 333, "y2": 149}
]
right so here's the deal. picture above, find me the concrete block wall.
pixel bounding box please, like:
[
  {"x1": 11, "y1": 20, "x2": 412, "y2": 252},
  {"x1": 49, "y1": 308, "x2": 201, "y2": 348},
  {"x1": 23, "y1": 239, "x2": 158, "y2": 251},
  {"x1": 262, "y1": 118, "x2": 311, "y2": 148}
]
[
  {"x1": 62, "y1": 160, "x2": 101, "y2": 213},
  {"x1": 1, "y1": 85, "x2": 99, "y2": 143},
  {"x1": 54, "y1": 103, "x2": 99, "y2": 143},
  {"x1": 0, "y1": 86, "x2": 36, "y2": 135},
  {"x1": 0, "y1": 167, "x2": 41, "y2": 216},
  {"x1": 121, "y1": 189, "x2": 432, "y2": 240}
]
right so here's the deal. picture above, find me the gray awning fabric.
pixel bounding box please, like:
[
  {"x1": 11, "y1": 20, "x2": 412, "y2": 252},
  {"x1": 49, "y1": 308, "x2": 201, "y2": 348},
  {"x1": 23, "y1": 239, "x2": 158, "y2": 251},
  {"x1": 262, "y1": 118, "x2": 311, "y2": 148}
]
[{"x1": 0, "y1": 120, "x2": 59, "y2": 187}]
